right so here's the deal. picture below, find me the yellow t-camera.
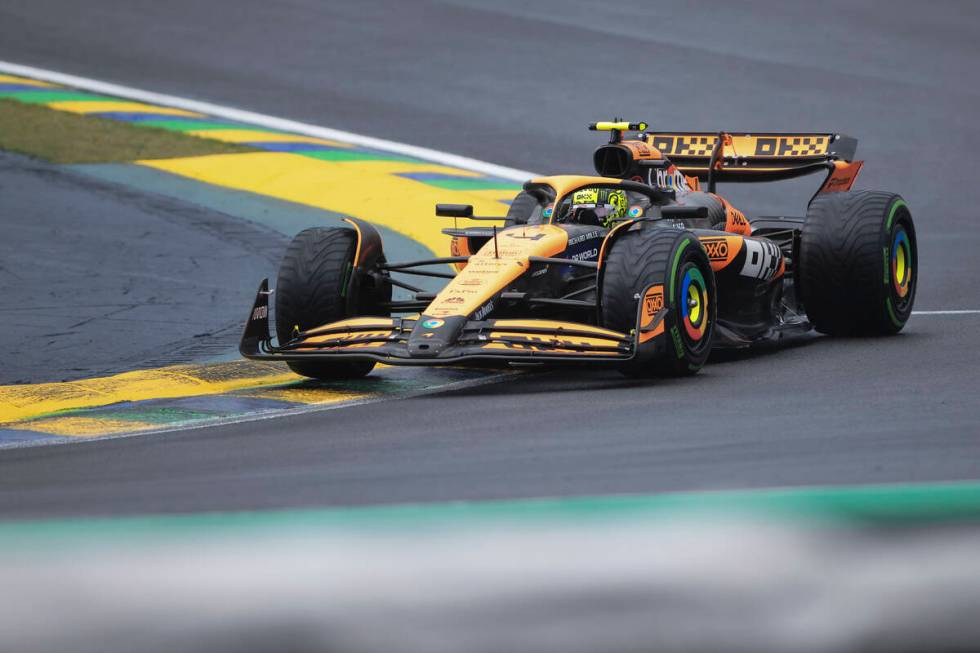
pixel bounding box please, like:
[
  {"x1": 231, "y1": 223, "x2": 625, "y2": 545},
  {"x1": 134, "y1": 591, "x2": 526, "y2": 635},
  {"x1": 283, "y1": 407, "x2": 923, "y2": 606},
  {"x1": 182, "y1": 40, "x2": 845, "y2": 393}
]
[{"x1": 589, "y1": 121, "x2": 648, "y2": 132}]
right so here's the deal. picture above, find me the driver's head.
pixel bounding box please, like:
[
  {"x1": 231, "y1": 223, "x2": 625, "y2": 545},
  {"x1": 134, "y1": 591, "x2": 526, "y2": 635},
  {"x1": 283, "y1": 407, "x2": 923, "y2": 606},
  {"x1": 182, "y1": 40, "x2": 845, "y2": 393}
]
[{"x1": 569, "y1": 187, "x2": 628, "y2": 228}]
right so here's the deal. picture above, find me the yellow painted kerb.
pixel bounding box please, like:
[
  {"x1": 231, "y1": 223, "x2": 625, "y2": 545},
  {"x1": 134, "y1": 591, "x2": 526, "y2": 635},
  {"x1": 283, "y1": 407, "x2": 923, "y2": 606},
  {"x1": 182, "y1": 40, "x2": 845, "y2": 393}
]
[
  {"x1": 0, "y1": 74, "x2": 55, "y2": 87},
  {"x1": 141, "y1": 152, "x2": 518, "y2": 256},
  {"x1": 193, "y1": 130, "x2": 355, "y2": 147},
  {"x1": 0, "y1": 361, "x2": 299, "y2": 424},
  {"x1": 46, "y1": 100, "x2": 205, "y2": 117},
  {"x1": 23, "y1": 417, "x2": 162, "y2": 437}
]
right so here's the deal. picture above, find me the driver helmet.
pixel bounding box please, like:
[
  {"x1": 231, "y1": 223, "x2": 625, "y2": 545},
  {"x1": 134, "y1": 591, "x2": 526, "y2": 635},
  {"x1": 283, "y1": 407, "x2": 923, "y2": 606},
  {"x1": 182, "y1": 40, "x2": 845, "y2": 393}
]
[{"x1": 569, "y1": 187, "x2": 628, "y2": 228}]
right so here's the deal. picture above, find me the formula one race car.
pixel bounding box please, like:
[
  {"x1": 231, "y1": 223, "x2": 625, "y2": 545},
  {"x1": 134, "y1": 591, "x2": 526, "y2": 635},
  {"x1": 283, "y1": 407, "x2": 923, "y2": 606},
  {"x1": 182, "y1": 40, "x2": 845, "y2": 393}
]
[{"x1": 241, "y1": 121, "x2": 917, "y2": 378}]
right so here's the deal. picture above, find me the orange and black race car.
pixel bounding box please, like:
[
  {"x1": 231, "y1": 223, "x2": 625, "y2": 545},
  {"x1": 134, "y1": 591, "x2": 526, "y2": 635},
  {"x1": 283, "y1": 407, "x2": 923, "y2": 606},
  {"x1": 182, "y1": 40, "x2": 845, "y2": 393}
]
[{"x1": 240, "y1": 121, "x2": 917, "y2": 378}]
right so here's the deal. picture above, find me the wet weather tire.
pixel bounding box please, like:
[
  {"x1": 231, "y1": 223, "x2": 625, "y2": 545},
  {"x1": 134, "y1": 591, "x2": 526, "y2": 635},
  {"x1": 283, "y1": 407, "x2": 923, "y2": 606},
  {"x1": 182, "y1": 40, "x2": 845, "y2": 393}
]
[
  {"x1": 601, "y1": 227, "x2": 716, "y2": 377},
  {"x1": 799, "y1": 191, "x2": 916, "y2": 335},
  {"x1": 275, "y1": 227, "x2": 377, "y2": 380}
]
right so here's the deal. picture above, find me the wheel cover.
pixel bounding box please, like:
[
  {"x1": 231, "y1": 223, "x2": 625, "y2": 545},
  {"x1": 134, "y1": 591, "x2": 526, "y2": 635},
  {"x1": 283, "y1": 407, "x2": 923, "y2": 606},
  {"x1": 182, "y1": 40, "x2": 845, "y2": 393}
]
[
  {"x1": 680, "y1": 264, "x2": 709, "y2": 343},
  {"x1": 891, "y1": 226, "x2": 912, "y2": 299}
]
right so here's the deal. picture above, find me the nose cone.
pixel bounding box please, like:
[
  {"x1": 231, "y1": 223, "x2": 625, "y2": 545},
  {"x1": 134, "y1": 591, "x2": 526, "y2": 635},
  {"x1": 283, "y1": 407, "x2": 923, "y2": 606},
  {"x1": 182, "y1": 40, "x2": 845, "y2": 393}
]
[{"x1": 407, "y1": 315, "x2": 466, "y2": 358}]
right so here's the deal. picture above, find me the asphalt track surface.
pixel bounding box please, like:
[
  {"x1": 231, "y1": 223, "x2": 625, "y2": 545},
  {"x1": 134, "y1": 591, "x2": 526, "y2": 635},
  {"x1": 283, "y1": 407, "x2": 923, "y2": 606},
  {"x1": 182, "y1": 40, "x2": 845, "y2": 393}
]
[
  {"x1": 1, "y1": 0, "x2": 979, "y2": 517},
  {"x1": 0, "y1": 152, "x2": 286, "y2": 384}
]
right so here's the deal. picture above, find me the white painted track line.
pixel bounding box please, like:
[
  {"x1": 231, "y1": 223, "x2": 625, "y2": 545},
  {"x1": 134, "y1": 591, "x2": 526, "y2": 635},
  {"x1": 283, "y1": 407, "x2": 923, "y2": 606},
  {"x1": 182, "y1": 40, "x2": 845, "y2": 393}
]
[
  {"x1": 0, "y1": 59, "x2": 538, "y2": 182},
  {"x1": 912, "y1": 310, "x2": 980, "y2": 315}
]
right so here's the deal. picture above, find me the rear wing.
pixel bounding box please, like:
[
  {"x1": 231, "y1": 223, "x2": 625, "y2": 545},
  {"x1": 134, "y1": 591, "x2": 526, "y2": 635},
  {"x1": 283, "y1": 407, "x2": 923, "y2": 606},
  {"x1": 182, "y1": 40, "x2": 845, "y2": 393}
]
[
  {"x1": 588, "y1": 122, "x2": 864, "y2": 199},
  {"x1": 646, "y1": 132, "x2": 859, "y2": 183}
]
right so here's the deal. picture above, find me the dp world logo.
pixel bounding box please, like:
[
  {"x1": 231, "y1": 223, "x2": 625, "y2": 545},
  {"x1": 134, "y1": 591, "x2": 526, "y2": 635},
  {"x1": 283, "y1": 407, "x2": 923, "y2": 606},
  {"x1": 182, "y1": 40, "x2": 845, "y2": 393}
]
[{"x1": 422, "y1": 318, "x2": 444, "y2": 329}]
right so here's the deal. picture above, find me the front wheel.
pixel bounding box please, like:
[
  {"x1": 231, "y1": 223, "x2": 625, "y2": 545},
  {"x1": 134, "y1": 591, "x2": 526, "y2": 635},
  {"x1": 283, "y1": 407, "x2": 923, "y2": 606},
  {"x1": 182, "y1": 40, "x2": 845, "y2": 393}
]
[
  {"x1": 601, "y1": 227, "x2": 716, "y2": 377},
  {"x1": 799, "y1": 191, "x2": 917, "y2": 335},
  {"x1": 275, "y1": 227, "x2": 388, "y2": 380}
]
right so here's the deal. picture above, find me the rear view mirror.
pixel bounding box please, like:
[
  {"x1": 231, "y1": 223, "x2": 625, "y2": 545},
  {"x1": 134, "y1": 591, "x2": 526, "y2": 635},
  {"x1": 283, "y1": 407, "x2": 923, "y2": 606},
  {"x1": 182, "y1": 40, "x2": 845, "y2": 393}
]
[{"x1": 436, "y1": 204, "x2": 473, "y2": 218}]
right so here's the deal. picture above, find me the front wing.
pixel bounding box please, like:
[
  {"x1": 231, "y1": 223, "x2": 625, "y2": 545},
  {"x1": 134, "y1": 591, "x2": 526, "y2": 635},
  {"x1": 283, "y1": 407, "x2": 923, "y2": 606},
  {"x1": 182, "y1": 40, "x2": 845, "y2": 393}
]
[{"x1": 240, "y1": 280, "x2": 667, "y2": 366}]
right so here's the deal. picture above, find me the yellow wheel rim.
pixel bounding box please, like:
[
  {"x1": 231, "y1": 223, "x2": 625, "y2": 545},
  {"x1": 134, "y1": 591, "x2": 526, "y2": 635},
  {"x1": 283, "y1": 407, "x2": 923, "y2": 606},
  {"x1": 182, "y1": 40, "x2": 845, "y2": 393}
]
[
  {"x1": 891, "y1": 227, "x2": 912, "y2": 298},
  {"x1": 895, "y1": 244, "x2": 907, "y2": 285}
]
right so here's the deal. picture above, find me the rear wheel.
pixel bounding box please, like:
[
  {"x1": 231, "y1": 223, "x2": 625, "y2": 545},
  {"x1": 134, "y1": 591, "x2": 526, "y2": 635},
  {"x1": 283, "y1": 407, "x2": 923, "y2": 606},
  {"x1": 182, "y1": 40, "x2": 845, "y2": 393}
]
[
  {"x1": 799, "y1": 191, "x2": 917, "y2": 335},
  {"x1": 601, "y1": 227, "x2": 716, "y2": 377},
  {"x1": 275, "y1": 227, "x2": 386, "y2": 380}
]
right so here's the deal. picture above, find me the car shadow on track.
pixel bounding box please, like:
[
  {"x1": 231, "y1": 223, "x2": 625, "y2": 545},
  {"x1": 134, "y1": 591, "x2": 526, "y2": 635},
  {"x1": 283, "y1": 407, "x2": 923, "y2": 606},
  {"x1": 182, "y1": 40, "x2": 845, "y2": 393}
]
[
  {"x1": 706, "y1": 332, "x2": 821, "y2": 364},
  {"x1": 413, "y1": 328, "x2": 927, "y2": 400},
  {"x1": 435, "y1": 333, "x2": 829, "y2": 399}
]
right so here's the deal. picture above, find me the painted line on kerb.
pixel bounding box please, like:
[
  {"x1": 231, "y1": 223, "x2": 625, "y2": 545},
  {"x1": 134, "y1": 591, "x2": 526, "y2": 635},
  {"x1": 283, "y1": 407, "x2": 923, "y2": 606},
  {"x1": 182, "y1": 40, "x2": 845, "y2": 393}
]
[
  {"x1": 1, "y1": 370, "x2": 518, "y2": 452},
  {"x1": 0, "y1": 60, "x2": 537, "y2": 181}
]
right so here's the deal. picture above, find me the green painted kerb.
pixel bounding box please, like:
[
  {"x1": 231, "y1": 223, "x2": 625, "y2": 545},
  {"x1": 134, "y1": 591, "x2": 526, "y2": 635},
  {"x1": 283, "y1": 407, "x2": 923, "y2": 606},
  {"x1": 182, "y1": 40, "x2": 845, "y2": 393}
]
[
  {"x1": 301, "y1": 150, "x2": 421, "y2": 163},
  {"x1": 137, "y1": 119, "x2": 243, "y2": 132},
  {"x1": 0, "y1": 90, "x2": 111, "y2": 104},
  {"x1": 2, "y1": 480, "x2": 979, "y2": 547},
  {"x1": 423, "y1": 179, "x2": 522, "y2": 191}
]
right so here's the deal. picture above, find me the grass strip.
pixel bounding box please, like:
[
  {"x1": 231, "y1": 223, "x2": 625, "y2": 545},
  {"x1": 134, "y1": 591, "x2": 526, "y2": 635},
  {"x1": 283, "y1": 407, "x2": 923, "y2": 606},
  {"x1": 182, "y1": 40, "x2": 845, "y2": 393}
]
[{"x1": 0, "y1": 99, "x2": 256, "y2": 163}]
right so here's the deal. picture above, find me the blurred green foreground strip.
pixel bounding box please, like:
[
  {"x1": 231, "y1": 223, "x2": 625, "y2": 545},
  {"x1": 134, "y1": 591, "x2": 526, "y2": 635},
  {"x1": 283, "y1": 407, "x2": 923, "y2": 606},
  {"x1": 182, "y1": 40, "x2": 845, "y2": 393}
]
[
  {"x1": 3, "y1": 480, "x2": 980, "y2": 653},
  {"x1": 2, "y1": 480, "x2": 979, "y2": 542}
]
